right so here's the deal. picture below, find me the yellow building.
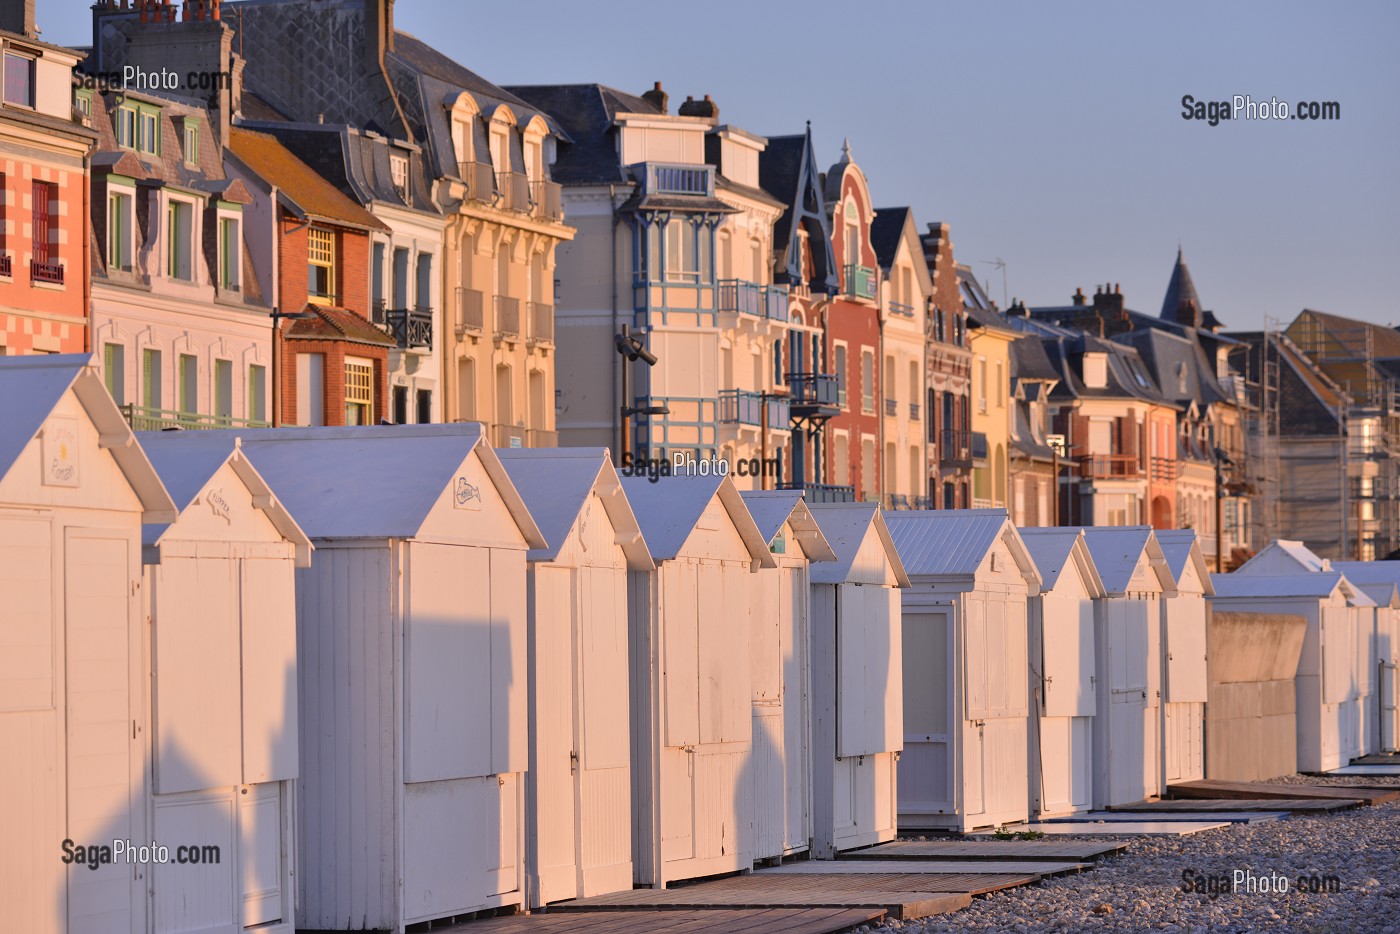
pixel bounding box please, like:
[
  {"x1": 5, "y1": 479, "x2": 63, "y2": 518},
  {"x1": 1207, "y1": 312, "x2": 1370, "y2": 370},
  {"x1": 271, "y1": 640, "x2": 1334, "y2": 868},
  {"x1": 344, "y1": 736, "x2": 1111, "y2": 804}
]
[{"x1": 967, "y1": 307, "x2": 1018, "y2": 508}]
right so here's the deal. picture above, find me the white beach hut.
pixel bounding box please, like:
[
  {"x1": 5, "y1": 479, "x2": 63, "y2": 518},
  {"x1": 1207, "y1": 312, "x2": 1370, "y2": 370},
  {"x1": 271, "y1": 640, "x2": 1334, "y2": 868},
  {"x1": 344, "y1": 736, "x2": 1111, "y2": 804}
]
[
  {"x1": 807, "y1": 502, "x2": 910, "y2": 857},
  {"x1": 620, "y1": 474, "x2": 775, "y2": 886},
  {"x1": 137, "y1": 433, "x2": 312, "y2": 934},
  {"x1": 1332, "y1": 562, "x2": 1400, "y2": 753},
  {"x1": 0, "y1": 356, "x2": 176, "y2": 934},
  {"x1": 1081, "y1": 527, "x2": 1175, "y2": 807},
  {"x1": 495, "y1": 448, "x2": 652, "y2": 908},
  {"x1": 1019, "y1": 528, "x2": 1105, "y2": 818},
  {"x1": 1154, "y1": 530, "x2": 1214, "y2": 784},
  {"x1": 232, "y1": 424, "x2": 545, "y2": 931},
  {"x1": 739, "y1": 490, "x2": 836, "y2": 862},
  {"x1": 885, "y1": 509, "x2": 1041, "y2": 833},
  {"x1": 1210, "y1": 571, "x2": 1368, "y2": 773}
]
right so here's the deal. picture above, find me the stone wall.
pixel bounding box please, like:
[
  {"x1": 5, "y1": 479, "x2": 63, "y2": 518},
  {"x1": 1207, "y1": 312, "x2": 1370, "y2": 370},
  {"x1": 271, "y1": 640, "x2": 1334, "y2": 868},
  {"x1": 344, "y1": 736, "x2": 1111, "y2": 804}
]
[{"x1": 1207, "y1": 610, "x2": 1308, "y2": 781}]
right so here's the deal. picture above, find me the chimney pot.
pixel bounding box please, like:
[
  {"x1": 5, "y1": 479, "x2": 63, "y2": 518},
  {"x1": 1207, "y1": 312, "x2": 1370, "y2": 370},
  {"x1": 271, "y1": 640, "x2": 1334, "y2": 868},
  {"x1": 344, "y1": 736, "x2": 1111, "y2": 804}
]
[{"x1": 641, "y1": 81, "x2": 669, "y2": 114}]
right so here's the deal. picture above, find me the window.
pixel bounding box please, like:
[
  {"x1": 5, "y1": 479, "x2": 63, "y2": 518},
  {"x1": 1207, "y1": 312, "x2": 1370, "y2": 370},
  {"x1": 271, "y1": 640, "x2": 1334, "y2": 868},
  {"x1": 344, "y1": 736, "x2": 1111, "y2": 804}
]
[
  {"x1": 138, "y1": 112, "x2": 159, "y2": 155},
  {"x1": 371, "y1": 242, "x2": 386, "y2": 320},
  {"x1": 393, "y1": 247, "x2": 409, "y2": 307},
  {"x1": 834, "y1": 432, "x2": 850, "y2": 486},
  {"x1": 834, "y1": 344, "x2": 848, "y2": 408},
  {"x1": 995, "y1": 360, "x2": 1004, "y2": 407},
  {"x1": 116, "y1": 107, "x2": 136, "y2": 148},
  {"x1": 32, "y1": 181, "x2": 57, "y2": 276},
  {"x1": 344, "y1": 357, "x2": 374, "y2": 425},
  {"x1": 307, "y1": 227, "x2": 335, "y2": 304},
  {"x1": 416, "y1": 389, "x2": 432, "y2": 425},
  {"x1": 415, "y1": 253, "x2": 432, "y2": 309},
  {"x1": 178, "y1": 353, "x2": 198, "y2": 413},
  {"x1": 3, "y1": 52, "x2": 33, "y2": 107},
  {"x1": 297, "y1": 353, "x2": 325, "y2": 426},
  {"x1": 1083, "y1": 352, "x2": 1108, "y2": 388},
  {"x1": 142, "y1": 348, "x2": 163, "y2": 409},
  {"x1": 183, "y1": 121, "x2": 198, "y2": 164},
  {"x1": 976, "y1": 356, "x2": 987, "y2": 412},
  {"x1": 108, "y1": 191, "x2": 132, "y2": 271},
  {"x1": 218, "y1": 217, "x2": 239, "y2": 289},
  {"x1": 75, "y1": 92, "x2": 91, "y2": 118},
  {"x1": 213, "y1": 359, "x2": 232, "y2": 421},
  {"x1": 167, "y1": 200, "x2": 192, "y2": 280},
  {"x1": 861, "y1": 349, "x2": 875, "y2": 414},
  {"x1": 103, "y1": 344, "x2": 126, "y2": 406},
  {"x1": 390, "y1": 154, "x2": 408, "y2": 201},
  {"x1": 665, "y1": 219, "x2": 698, "y2": 282},
  {"x1": 248, "y1": 364, "x2": 267, "y2": 423}
]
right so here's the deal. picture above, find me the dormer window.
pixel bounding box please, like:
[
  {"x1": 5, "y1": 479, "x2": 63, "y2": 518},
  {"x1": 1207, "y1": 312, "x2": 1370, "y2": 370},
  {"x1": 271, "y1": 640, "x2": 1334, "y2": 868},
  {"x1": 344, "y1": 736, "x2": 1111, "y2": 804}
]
[
  {"x1": 1083, "y1": 352, "x2": 1108, "y2": 389},
  {"x1": 107, "y1": 189, "x2": 133, "y2": 272},
  {"x1": 138, "y1": 112, "x2": 159, "y2": 155},
  {"x1": 390, "y1": 154, "x2": 408, "y2": 202},
  {"x1": 3, "y1": 52, "x2": 34, "y2": 107},
  {"x1": 183, "y1": 121, "x2": 198, "y2": 165},
  {"x1": 116, "y1": 106, "x2": 136, "y2": 148},
  {"x1": 166, "y1": 199, "x2": 193, "y2": 280},
  {"x1": 218, "y1": 216, "x2": 240, "y2": 290}
]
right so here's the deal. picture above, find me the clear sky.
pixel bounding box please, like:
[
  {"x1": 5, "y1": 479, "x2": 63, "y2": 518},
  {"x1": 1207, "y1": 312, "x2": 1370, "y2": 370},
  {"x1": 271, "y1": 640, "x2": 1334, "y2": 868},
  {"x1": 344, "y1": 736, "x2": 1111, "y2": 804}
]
[{"x1": 41, "y1": 0, "x2": 1400, "y2": 330}]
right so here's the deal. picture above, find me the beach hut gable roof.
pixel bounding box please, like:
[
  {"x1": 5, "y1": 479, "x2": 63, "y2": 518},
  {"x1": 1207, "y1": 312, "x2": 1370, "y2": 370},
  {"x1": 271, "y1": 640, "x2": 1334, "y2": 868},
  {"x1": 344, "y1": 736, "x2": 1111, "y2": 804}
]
[
  {"x1": 620, "y1": 473, "x2": 775, "y2": 568},
  {"x1": 739, "y1": 490, "x2": 837, "y2": 562},
  {"x1": 136, "y1": 433, "x2": 314, "y2": 566},
  {"x1": 1154, "y1": 529, "x2": 1215, "y2": 596},
  {"x1": 1081, "y1": 526, "x2": 1175, "y2": 596},
  {"x1": 807, "y1": 502, "x2": 911, "y2": 586},
  {"x1": 226, "y1": 424, "x2": 544, "y2": 546},
  {"x1": 1236, "y1": 539, "x2": 1329, "y2": 575},
  {"x1": 0, "y1": 354, "x2": 176, "y2": 521},
  {"x1": 1020, "y1": 527, "x2": 1106, "y2": 597},
  {"x1": 1210, "y1": 570, "x2": 1350, "y2": 601},
  {"x1": 1332, "y1": 560, "x2": 1400, "y2": 588},
  {"x1": 1355, "y1": 581, "x2": 1400, "y2": 608},
  {"x1": 883, "y1": 509, "x2": 1040, "y2": 587},
  {"x1": 497, "y1": 447, "x2": 652, "y2": 569}
]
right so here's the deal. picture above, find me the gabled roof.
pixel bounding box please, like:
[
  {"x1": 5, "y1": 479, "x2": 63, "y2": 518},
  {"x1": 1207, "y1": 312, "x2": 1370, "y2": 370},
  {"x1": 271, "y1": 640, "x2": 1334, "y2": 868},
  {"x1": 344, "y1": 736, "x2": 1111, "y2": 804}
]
[
  {"x1": 285, "y1": 307, "x2": 397, "y2": 347},
  {"x1": 619, "y1": 473, "x2": 774, "y2": 568},
  {"x1": 883, "y1": 508, "x2": 1039, "y2": 586},
  {"x1": 496, "y1": 448, "x2": 652, "y2": 570},
  {"x1": 739, "y1": 490, "x2": 836, "y2": 562},
  {"x1": 1153, "y1": 529, "x2": 1216, "y2": 596},
  {"x1": 869, "y1": 207, "x2": 910, "y2": 270},
  {"x1": 1113, "y1": 327, "x2": 1226, "y2": 407},
  {"x1": 136, "y1": 433, "x2": 313, "y2": 566},
  {"x1": 209, "y1": 424, "x2": 543, "y2": 545},
  {"x1": 1355, "y1": 582, "x2": 1400, "y2": 609},
  {"x1": 1235, "y1": 539, "x2": 1329, "y2": 575},
  {"x1": 759, "y1": 128, "x2": 836, "y2": 291},
  {"x1": 1019, "y1": 527, "x2": 1105, "y2": 596},
  {"x1": 0, "y1": 355, "x2": 177, "y2": 521},
  {"x1": 1081, "y1": 527, "x2": 1175, "y2": 596},
  {"x1": 807, "y1": 502, "x2": 910, "y2": 586},
  {"x1": 1010, "y1": 335, "x2": 1061, "y2": 383},
  {"x1": 1211, "y1": 571, "x2": 1350, "y2": 601},
  {"x1": 228, "y1": 128, "x2": 389, "y2": 231},
  {"x1": 505, "y1": 83, "x2": 655, "y2": 185}
]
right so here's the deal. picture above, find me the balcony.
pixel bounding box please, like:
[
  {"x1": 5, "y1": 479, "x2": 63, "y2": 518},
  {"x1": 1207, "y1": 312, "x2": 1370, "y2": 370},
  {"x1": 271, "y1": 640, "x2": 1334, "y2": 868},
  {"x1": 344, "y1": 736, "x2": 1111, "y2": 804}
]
[
  {"x1": 371, "y1": 298, "x2": 387, "y2": 325},
  {"x1": 718, "y1": 279, "x2": 764, "y2": 316},
  {"x1": 884, "y1": 398, "x2": 898, "y2": 417},
  {"x1": 1078, "y1": 454, "x2": 1142, "y2": 479},
  {"x1": 842, "y1": 264, "x2": 876, "y2": 301},
  {"x1": 456, "y1": 287, "x2": 484, "y2": 336},
  {"x1": 494, "y1": 295, "x2": 521, "y2": 340},
  {"x1": 1150, "y1": 456, "x2": 1177, "y2": 482},
  {"x1": 765, "y1": 285, "x2": 790, "y2": 320},
  {"x1": 121, "y1": 404, "x2": 270, "y2": 431},
  {"x1": 531, "y1": 180, "x2": 563, "y2": 222},
  {"x1": 491, "y1": 424, "x2": 526, "y2": 449},
  {"x1": 0, "y1": 254, "x2": 10, "y2": 277},
  {"x1": 939, "y1": 429, "x2": 972, "y2": 467},
  {"x1": 527, "y1": 301, "x2": 554, "y2": 346},
  {"x1": 386, "y1": 307, "x2": 433, "y2": 350},
  {"x1": 497, "y1": 171, "x2": 530, "y2": 213},
  {"x1": 909, "y1": 402, "x2": 920, "y2": 421},
  {"x1": 458, "y1": 161, "x2": 496, "y2": 204},
  {"x1": 640, "y1": 162, "x2": 714, "y2": 196},
  {"x1": 526, "y1": 428, "x2": 558, "y2": 448},
  {"x1": 718, "y1": 390, "x2": 790, "y2": 428},
  {"x1": 777, "y1": 480, "x2": 856, "y2": 503},
  {"x1": 32, "y1": 260, "x2": 64, "y2": 285},
  {"x1": 888, "y1": 300, "x2": 915, "y2": 318},
  {"x1": 971, "y1": 431, "x2": 989, "y2": 462},
  {"x1": 786, "y1": 373, "x2": 842, "y2": 420}
]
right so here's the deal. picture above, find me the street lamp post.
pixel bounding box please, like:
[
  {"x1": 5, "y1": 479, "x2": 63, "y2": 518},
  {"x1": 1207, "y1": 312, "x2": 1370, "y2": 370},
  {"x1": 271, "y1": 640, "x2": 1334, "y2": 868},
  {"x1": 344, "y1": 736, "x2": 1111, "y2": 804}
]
[
  {"x1": 615, "y1": 325, "x2": 660, "y2": 462},
  {"x1": 269, "y1": 307, "x2": 318, "y2": 427}
]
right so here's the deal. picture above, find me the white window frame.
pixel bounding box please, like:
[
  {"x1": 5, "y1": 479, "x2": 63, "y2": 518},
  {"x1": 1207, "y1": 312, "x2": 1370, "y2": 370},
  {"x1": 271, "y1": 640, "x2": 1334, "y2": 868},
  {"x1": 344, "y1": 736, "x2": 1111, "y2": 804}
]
[
  {"x1": 183, "y1": 121, "x2": 199, "y2": 165},
  {"x1": 106, "y1": 185, "x2": 135, "y2": 273},
  {"x1": 216, "y1": 207, "x2": 241, "y2": 291},
  {"x1": 345, "y1": 355, "x2": 374, "y2": 425},
  {"x1": 166, "y1": 196, "x2": 195, "y2": 282}
]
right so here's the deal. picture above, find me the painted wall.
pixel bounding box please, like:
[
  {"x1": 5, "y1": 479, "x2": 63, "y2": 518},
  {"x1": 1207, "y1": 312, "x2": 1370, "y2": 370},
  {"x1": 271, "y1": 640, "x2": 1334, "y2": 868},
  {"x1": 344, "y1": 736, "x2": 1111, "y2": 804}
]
[{"x1": 1206, "y1": 611, "x2": 1307, "y2": 781}]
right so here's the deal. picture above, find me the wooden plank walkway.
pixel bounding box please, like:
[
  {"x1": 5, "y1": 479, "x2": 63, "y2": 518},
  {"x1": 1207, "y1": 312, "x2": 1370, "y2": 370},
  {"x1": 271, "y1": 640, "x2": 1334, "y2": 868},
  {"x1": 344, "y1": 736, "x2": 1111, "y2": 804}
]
[
  {"x1": 842, "y1": 839, "x2": 1127, "y2": 861},
  {"x1": 757, "y1": 858, "x2": 1092, "y2": 877},
  {"x1": 1112, "y1": 797, "x2": 1360, "y2": 814},
  {"x1": 969, "y1": 820, "x2": 1228, "y2": 837},
  {"x1": 1354, "y1": 753, "x2": 1400, "y2": 765},
  {"x1": 444, "y1": 907, "x2": 887, "y2": 933},
  {"x1": 1056, "y1": 810, "x2": 1288, "y2": 824},
  {"x1": 1167, "y1": 779, "x2": 1400, "y2": 806},
  {"x1": 1327, "y1": 764, "x2": 1400, "y2": 776}
]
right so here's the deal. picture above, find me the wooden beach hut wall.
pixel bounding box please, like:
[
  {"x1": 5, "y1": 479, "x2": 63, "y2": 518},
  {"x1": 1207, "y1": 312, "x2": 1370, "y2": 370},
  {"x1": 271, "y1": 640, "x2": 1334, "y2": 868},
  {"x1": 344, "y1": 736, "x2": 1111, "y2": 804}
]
[
  {"x1": 806, "y1": 502, "x2": 910, "y2": 857},
  {"x1": 0, "y1": 355, "x2": 176, "y2": 934},
  {"x1": 620, "y1": 474, "x2": 775, "y2": 886},
  {"x1": 1210, "y1": 571, "x2": 1366, "y2": 773},
  {"x1": 137, "y1": 433, "x2": 312, "y2": 934},
  {"x1": 234, "y1": 424, "x2": 545, "y2": 931},
  {"x1": 885, "y1": 509, "x2": 1041, "y2": 833},
  {"x1": 1081, "y1": 527, "x2": 1175, "y2": 808},
  {"x1": 495, "y1": 448, "x2": 653, "y2": 908},
  {"x1": 1337, "y1": 562, "x2": 1400, "y2": 752},
  {"x1": 739, "y1": 490, "x2": 836, "y2": 862},
  {"x1": 1154, "y1": 530, "x2": 1213, "y2": 785},
  {"x1": 1018, "y1": 528, "x2": 1105, "y2": 819}
]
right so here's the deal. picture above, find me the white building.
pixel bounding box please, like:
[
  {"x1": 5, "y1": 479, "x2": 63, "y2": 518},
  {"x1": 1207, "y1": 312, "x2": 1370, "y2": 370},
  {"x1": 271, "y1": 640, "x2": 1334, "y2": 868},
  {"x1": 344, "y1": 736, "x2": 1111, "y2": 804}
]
[{"x1": 1155, "y1": 529, "x2": 1213, "y2": 785}]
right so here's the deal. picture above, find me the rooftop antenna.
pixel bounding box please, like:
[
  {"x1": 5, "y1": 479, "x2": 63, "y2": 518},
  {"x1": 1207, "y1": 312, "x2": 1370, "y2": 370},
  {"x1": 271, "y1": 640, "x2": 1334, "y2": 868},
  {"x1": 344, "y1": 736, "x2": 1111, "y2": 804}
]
[{"x1": 980, "y1": 258, "x2": 1008, "y2": 309}]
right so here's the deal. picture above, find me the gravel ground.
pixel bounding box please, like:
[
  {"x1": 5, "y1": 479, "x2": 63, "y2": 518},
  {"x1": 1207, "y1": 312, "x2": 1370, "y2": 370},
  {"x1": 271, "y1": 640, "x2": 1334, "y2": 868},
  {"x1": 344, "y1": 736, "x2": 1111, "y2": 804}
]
[{"x1": 868, "y1": 774, "x2": 1400, "y2": 934}]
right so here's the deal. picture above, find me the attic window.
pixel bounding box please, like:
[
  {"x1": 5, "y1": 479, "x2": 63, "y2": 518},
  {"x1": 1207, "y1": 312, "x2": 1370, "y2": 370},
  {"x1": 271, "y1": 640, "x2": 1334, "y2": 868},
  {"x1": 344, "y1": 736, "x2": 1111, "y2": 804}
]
[
  {"x1": 1176, "y1": 361, "x2": 1189, "y2": 394},
  {"x1": 183, "y1": 121, "x2": 198, "y2": 165},
  {"x1": 390, "y1": 154, "x2": 408, "y2": 202},
  {"x1": 3, "y1": 52, "x2": 34, "y2": 107},
  {"x1": 1083, "y1": 352, "x2": 1108, "y2": 389}
]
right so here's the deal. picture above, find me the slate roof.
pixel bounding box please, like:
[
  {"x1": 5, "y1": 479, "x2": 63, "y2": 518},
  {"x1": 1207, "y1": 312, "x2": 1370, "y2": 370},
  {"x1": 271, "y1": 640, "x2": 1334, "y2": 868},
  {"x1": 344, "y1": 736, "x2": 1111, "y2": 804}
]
[
  {"x1": 506, "y1": 83, "x2": 659, "y2": 185},
  {"x1": 869, "y1": 207, "x2": 910, "y2": 270},
  {"x1": 1114, "y1": 327, "x2": 1226, "y2": 407},
  {"x1": 759, "y1": 130, "x2": 836, "y2": 291},
  {"x1": 228, "y1": 128, "x2": 389, "y2": 231},
  {"x1": 285, "y1": 307, "x2": 397, "y2": 347},
  {"x1": 807, "y1": 502, "x2": 910, "y2": 586},
  {"x1": 1010, "y1": 336, "x2": 1060, "y2": 382},
  {"x1": 1160, "y1": 248, "x2": 1203, "y2": 325},
  {"x1": 883, "y1": 508, "x2": 1037, "y2": 583},
  {"x1": 1041, "y1": 332, "x2": 1167, "y2": 404},
  {"x1": 618, "y1": 473, "x2": 773, "y2": 566},
  {"x1": 1235, "y1": 332, "x2": 1346, "y2": 435}
]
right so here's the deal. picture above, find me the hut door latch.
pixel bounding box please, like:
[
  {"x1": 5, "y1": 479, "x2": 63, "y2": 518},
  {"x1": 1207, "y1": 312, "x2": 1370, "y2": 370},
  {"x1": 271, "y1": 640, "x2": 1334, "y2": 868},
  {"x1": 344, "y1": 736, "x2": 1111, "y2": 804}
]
[{"x1": 570, "y1": 750, "x2": 578, "y2": 774}]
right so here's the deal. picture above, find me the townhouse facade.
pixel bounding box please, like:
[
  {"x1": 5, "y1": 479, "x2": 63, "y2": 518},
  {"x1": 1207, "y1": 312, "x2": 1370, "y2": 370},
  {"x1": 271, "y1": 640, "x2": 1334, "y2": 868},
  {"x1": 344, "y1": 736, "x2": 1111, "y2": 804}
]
[
  {"x1": 0, "y1": 9, "x2": 92, "y2": 356},
  {"x1": 919, "y1": 222, "x2": 973, "y2": 508},
  {"x1": 1005, "y1": 317, "x2": 1060, "y2": 526},
  {"x1": 961, "y1": 272, "x2": 1017, "y2": 509}
]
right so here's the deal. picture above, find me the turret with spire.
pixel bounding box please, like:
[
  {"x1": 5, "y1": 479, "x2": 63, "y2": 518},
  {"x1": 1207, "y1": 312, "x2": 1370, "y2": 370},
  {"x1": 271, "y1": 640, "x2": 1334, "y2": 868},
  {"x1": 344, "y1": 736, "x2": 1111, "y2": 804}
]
[{"x1": 1161, "y1": 247, "x2": 1203, "y2": 328}]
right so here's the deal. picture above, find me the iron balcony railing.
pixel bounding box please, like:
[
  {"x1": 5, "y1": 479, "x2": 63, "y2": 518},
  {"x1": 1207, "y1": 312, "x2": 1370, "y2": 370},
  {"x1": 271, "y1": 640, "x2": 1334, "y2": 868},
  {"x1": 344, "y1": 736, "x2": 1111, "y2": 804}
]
[
  {"x1": 497, "y1": 171, "x2": 529, "y2": 213},
  {"x1": 527, "y1": 301, "x2": 554, "y2": 345},
  {"x1": 0, "y1": 254, "x2": 11, "y2": 277},
  {"x1": 786, "y1": 373, "x2": 840, "y2": 408},
  {"x1": 776, "y1": 480, "x2": 856, "y2": 503},
  {"x1": 1078, "y1": 454, "x2": 1142, "y2": 479},
  {"x1": 909, "y1": 401, "x2": 920, "y2": 421},
  {"x1": 1150, "y1": 456, "x2": 1177, "y2": 482},
  {"x1": 121, "y1": 404, "x2": 270, "y2": 431},
  {"x1": 456, "y1": 287, "x2": 484, "y2": 335},
  {"x1": 718, "y1": 390, "x2": 790, "y2": 428},
  {"x1": 32, "y1": 260, "x2": 64, "y2": 285},
  {"x1": 888, "y1": 300, "x2": 915, "y2": 317},
  {"x1": 940, "y1": 428, "x2": 972, "y2": 466},
  {"x1": 531, "y1": 180, "x2": 563, "y2": 222},
  {"x1": 718, "y1": 279, "x2": 764, "y2": 316},
  {"x1": 765, "y1": 284, "x2": 790, "y2": 320},
  {"x1": 386, "y1": 307, "x2": 432, "y2": 350},
  {"x1": 494, "y1": 295, "x2": 521, "y2": 340},
  {"x1": 884, "y1": 398, "x2": 898, "y2": 417},
  {"x1": 458, "y1": 161, "x2": 496, "y2": 203},
  {"x1": 639, "y1": 162, "x2": 714, "y2": 196},
  {"x1": 971, "y1": 431, "x2": 989, "y2": 462},
  {"x1": 884, "y1": 493, "x2": 911, "y2": 511},
  {"x1": 371, "y1": 298, "x2": 387, "y2": 325},
  {"x1": 842, "y1": 264, "x2": 876, "y2": 301}
]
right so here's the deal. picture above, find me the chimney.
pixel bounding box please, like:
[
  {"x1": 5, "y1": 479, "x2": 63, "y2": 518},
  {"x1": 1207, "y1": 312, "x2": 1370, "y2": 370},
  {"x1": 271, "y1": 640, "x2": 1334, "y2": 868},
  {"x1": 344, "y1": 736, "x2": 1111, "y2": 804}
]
[
  {"x1": 641, "y1": 81, "x2": 668, "y2": 114},
  {"x1": 678, "y1": 93, "x2": 719, "y2": 121},
  {"x1": 1071, "y1": 287, "x2": 1086, "y2": 306},
  {"x1": 1093, "y1": 282, "x2": 1124, "y2": 317},
  {"x1": 1008, "y1": 298, "x2": 1028, "y2": 317},
  {"x1": 0, "y1": 0, "x2": 36, "y2": 37}
]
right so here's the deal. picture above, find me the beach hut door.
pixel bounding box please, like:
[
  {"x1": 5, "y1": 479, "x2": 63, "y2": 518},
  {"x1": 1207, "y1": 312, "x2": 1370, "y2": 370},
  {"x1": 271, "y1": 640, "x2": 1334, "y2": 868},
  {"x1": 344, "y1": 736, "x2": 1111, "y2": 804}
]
[
  {"x1": 576, "y1": 567, "x2": 631, "y2": 894},
  {"x1": 1382, "y1": 662, "x2": 1398, "y2": 752}
]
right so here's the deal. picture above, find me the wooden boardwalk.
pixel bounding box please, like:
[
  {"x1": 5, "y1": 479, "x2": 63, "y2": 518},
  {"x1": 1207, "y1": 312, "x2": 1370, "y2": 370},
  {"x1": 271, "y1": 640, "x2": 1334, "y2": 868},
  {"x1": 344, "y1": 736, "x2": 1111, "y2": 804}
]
[
  {"x1": 1061, "y1": 809, "x2": 1288, "y2": 824},
  {"x1": 446, "y1": 907, "x2": 887, "y2": 933},
  {"x1": 757, "y1": 858, "x2": 1092, "y2": 876},
  {"x1": 970, "y1": 820, "x2": 1228, "y2": 837},
  {"x1": 1167, "y1": 779, "x2": 1400, "y2": 806},
  {"x1": 1354, "y1": 753, "x2": 1400, "y2": 765},
  {"x1": 842, "y1": 839, "x2": 1127, "y2": 861},
  {"x1": 1113, "y1": 797, "x2": 1360, "y2": 814}
]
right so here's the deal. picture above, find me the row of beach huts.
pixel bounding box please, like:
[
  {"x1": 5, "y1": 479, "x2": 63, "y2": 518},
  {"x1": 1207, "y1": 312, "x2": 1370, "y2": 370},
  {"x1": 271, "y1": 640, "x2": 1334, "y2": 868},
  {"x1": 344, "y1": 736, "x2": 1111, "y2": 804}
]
[{"x1": 3, "y1": 355, "x2": 1398, "y2": 934}]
